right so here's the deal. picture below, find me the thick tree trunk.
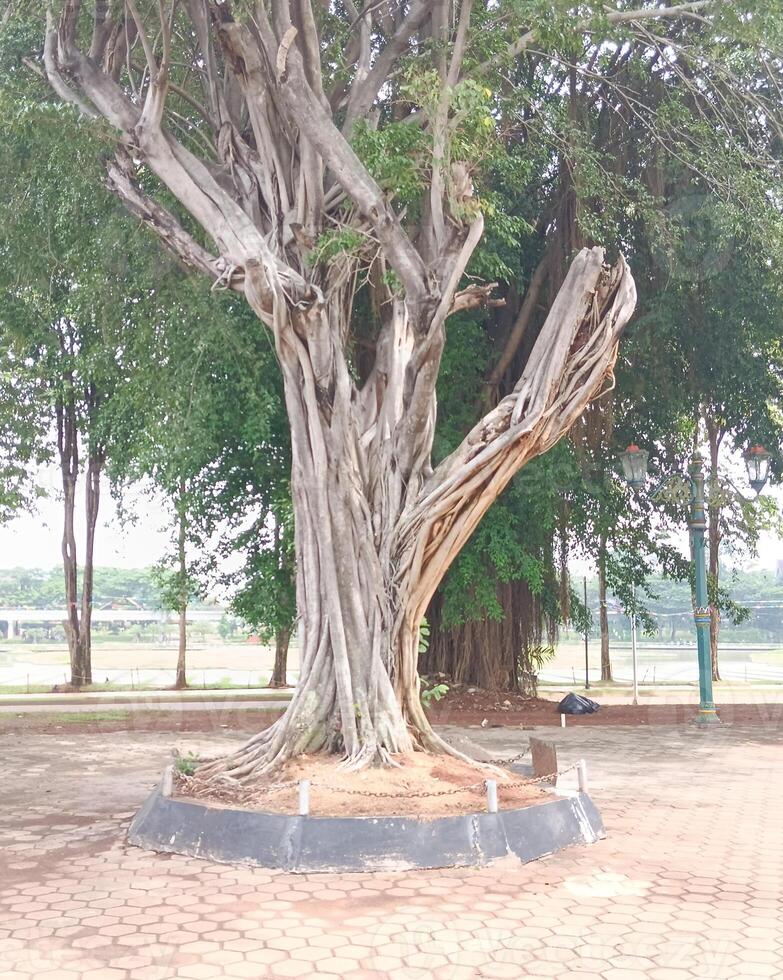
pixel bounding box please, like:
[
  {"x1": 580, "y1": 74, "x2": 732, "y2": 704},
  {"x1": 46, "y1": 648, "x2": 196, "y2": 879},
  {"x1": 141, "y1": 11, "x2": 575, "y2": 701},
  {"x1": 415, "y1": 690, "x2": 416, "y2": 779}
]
[
  {"x1": 598, "y1": 533, "x2": 612, "y2": 682},
  {"x1": 268, "y1": 627, "x2": 291, "y2": 688},
  {"x1": 423, "y1": 582, "x2": 549, "y2": 693},
  {"x1": 62, "y1": 483, "x2": 83, "y2": 682},
  {"x1": 706, "y1": 419, "x2": 723, "y2": 682},
  {"x1": 198, "y1": 249, "x2": 636, "y2": 781}
]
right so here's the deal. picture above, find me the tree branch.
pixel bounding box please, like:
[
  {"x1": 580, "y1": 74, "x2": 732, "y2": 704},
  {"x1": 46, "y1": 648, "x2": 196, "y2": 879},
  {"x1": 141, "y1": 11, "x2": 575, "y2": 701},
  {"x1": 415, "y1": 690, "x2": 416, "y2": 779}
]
[
  {"x1": 396, "y1": 248, "x2": 637, "y2": 632},
  {"x1": 486, "y1": 247, "x2": 551, "y2": 395},
  {"x1": 473, "y1": 1, "x2": 715, "y2": 77},
  {"x1": 424, "y1": 248, "x2": 635, "y2": 501},
  {"x1": 342, "y1": 0, "x2": 431, "y2": 133},
  {"x1": 254, "y1": 28, "x2": 430, "y2": 308},
  {"x1": 105, "y1": 150, "x2": 239, "y2": 289},
  {"x1": 88, "y1": 0, "x2": 112, "y2": 62},
  {"x1": 43, "y1": 12, "x2": 97, "y2": 118},
  {"x1": 450, "y1": 282, "x2": 503, "y2": 315},
  {"x1": 50, "y1": 5, "x2": 307, "y2": 317},
  {"x1": 447, "y1": 0, "x2": 474, "y2": 88}
]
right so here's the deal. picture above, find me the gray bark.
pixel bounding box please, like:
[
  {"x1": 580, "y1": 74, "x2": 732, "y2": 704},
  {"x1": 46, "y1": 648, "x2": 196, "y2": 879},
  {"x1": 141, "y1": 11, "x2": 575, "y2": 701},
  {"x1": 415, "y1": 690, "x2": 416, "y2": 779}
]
[
  {"x1": 42, "y1": 5, "x2": 638, "y2": 776},
  {"x1": 57, "y1": 363, "x2": 102, "y2": 687},
  {"x1": 268, "y1": 628, "x2": 291, "y2": 688}
]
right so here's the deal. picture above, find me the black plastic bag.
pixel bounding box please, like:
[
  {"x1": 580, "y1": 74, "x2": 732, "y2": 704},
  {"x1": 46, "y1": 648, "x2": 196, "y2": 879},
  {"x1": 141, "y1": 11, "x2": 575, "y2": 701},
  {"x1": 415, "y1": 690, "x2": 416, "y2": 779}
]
[{"x1": 557, "y1": 693, "x2": 600, "y2": 715}]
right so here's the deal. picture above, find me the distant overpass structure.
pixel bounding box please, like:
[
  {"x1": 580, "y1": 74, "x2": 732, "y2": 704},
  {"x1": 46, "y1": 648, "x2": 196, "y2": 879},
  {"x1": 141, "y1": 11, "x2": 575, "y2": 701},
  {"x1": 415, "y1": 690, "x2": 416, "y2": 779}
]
[{"x1": 0, "y1": 606, "x2": 225, "y2": 637}]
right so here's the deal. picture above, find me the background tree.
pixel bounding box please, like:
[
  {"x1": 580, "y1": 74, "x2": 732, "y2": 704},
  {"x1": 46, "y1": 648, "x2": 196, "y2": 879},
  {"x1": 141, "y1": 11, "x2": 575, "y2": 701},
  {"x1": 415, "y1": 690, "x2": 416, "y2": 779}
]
[
  {"x1": 106, "y1": 279, "x2": 287, "y2": 689},
  {"x1": 0, "y1": 24, "x2": 140, "y2": 684},
  {"x1": 2, "y1": 11, "x2": 296, "y2": 692},
  {"x1": 425, "y1": 2, "x2": 783, "y2": 692},
  {"x1": 227, "y1": 505, "x2": 296, "y2": 688},
  {"x1": 152, "y1": 544, "x2": 201, "y2": 688},
  {"x1": 0, "y1": 365, "x2": 41, "y2": 525},
  {"x1": 626, "y1": 190, "x2": 783, "y2": 680}
]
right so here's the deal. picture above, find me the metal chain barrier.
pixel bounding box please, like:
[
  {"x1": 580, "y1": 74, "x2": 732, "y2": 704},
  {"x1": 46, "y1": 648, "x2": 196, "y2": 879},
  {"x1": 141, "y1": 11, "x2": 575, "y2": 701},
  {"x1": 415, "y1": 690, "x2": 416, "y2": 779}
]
[
  {"x1": 319, "y1": 762, "x2": 581, "y2": 798},
  {"x1": 486, "y1": 748, "x2": 529, "y2": 767}
]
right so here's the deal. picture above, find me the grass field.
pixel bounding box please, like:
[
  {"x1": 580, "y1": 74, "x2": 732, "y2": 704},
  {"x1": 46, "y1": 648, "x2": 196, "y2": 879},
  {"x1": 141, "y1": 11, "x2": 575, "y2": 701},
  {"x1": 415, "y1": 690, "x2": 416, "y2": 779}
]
[{"x1": 2, "y1": 635, "x2": 783, "y2": 695}]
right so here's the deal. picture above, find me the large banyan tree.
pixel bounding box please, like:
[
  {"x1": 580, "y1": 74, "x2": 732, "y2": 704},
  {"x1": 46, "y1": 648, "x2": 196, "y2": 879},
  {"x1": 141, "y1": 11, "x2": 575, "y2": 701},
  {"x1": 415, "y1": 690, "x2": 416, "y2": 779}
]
[{"x1": 39, "y1": 0, "x2": 749, "y2": 777}]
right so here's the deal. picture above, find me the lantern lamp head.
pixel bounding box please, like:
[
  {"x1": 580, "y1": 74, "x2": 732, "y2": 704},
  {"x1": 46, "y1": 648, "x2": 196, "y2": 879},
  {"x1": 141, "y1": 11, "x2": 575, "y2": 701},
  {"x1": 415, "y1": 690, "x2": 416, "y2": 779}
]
[
  {"x1": 744, "y1": 445, "x2": 771, "y2": 495},
  {"x1": 620, "y1": 444, "x2": 649, "y2": 490}
]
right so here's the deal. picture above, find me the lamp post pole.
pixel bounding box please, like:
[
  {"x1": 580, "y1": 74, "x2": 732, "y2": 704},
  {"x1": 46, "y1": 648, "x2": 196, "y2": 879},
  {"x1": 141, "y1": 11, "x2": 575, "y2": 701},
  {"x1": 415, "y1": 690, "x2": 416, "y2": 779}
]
[
  {"x1": 583, "y1": 576, "x2": 590, "y2": 690},
  {"x1": 620, "y1": 442, "x2": 771, "y2": 726},
  {"x1": 630, "y1": 581, "x2": 638, "y2": 706},
  {"x1": 688, "y1": 453, "x2": 719, "y2": 724}
]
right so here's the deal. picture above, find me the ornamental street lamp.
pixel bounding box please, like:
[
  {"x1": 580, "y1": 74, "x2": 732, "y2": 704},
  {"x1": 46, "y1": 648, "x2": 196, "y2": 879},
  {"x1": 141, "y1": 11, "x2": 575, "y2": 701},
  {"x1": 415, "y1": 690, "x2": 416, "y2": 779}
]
[
  {"x1": 619, "y1": 444, "x2": 648, "y2": 489},
  {"x1": 619, "y1": 443, "x2": 770, "y2": 725},
  {"x1": 744, "y1": 445, "x2": 772, "y2": 495}
]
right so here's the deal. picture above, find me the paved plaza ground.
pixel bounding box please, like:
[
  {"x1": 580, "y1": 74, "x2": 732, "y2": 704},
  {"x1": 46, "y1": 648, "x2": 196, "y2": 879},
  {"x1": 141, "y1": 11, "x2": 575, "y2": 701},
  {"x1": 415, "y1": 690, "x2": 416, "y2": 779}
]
[{"x1": 1, "y1": 719, "x2": 782, "y2": 979}]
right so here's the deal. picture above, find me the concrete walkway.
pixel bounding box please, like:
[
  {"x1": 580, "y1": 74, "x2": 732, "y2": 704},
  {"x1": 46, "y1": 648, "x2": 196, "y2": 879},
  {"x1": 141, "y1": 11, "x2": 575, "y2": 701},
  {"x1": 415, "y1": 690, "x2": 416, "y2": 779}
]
[
  {"x1": 0, "y1": 689, "x2": 292, "y2": 712},
  {"x1": 3, "y1": 681, "x2": 782, "y2": 713},
  {"x1": 1, "y1": 722, "x2": 782, "y2": 978}
]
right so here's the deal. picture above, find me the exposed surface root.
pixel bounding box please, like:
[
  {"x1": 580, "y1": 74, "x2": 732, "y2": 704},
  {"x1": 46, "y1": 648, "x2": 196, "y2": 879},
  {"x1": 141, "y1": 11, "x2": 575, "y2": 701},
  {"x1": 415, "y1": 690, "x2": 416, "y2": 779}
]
[{"x1": 194, "y1": 707, "x2": 503, "y2": 785}]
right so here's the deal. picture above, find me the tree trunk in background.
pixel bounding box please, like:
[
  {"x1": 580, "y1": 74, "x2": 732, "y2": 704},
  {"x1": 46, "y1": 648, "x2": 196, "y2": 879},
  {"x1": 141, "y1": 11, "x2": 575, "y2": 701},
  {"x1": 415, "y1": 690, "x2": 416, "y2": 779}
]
[
  {"x1": 598, "y1": 533, "x2": 612, "y2": 682},
  {"x1": 57, "y1": 392, "x2": 96, "y2": 687},
  {"x1": 423, "y1": 581, "x2": 550, "y2": 694},
  {"x1": 176, "y1": 606, "x2": 187, "y2": 689},
  {"x1": 558, "y1": 503, "x2": 571, "y2": 625},
  {"x1": 79, "y1": 446, "x2": 103, "y2": 686},
  {"x1": 59, "y1": 394, "x2": 81, "y2": 685},
  {"x1": 268, "y1": 627, "x2": 291, "y2": 688},
  {"x1": 706, "y1": 420, "x2": 724, "y2": 682},
  {"x1": 175, "y1": 484, "x2": 188, "y2": 689},
  {"x1": 56, "y1": 368, "x2": 104, "y2": 689}
]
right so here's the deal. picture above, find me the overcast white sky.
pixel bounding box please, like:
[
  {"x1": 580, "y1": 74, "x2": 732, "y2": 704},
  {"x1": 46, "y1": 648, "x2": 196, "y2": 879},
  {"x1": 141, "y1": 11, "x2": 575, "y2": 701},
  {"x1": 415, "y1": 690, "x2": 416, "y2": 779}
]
[
  {"x1": 1, "y1": 461, "x2": 781, "y2": 575},
  {"x1": 0, "y1": 466, "x2": 172, "y2": 570}
]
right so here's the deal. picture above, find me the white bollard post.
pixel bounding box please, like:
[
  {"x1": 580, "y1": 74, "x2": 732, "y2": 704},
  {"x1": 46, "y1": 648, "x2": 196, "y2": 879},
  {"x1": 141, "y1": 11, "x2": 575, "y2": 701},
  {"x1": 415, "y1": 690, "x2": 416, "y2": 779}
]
[
  {"x1": 485, "y1": 780, "x2": 498, "y2": 813},
  {"x1": 298, "y1": 779, "x2": 310, "y2": 816},
  {"x1": 577, "y1": 760, "x2": 588, "y2": 794},
  {"x1": 560, "y1": 713, "x2": 566, "y2": 728},
  {"x1": 161, "y1": 765, "x2": 174, "y2": 798}
]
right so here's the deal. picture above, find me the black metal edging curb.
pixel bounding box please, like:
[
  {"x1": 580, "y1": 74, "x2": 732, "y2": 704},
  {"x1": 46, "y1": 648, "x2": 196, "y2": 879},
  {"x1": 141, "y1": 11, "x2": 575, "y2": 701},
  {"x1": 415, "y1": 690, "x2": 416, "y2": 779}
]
[{"x1": 128, "y1": 779, "x2": 605, "y2": 873}]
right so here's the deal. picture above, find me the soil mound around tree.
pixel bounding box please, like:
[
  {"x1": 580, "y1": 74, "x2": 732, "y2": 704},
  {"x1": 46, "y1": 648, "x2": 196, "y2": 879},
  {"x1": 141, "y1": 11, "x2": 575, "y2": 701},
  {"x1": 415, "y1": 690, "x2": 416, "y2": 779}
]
[
  {"x1": 176, "y1": 751, "x2": 548, "y2": 818},
  {"x1": 427, "y1": 686, "x2": 553, "y2": 723}
]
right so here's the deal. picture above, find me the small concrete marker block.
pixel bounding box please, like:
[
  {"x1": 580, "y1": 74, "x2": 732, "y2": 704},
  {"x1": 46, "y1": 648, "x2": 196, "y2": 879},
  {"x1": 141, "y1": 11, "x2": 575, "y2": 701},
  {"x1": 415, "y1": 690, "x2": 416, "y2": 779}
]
[{"x1": 530, "y1": 738, "x2": 558, "y2": 786}]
